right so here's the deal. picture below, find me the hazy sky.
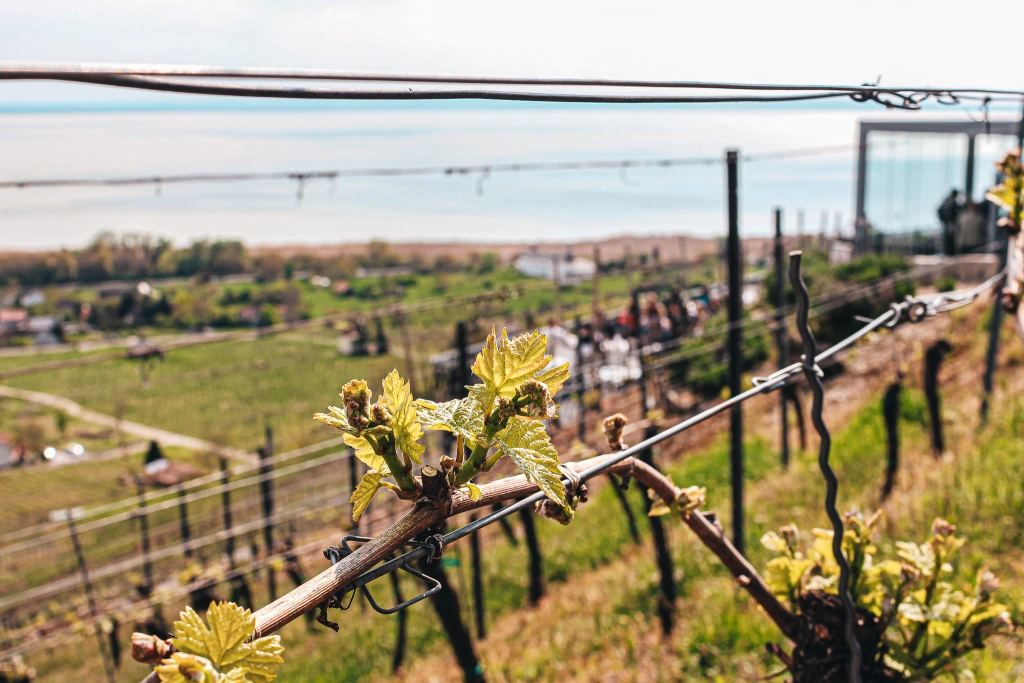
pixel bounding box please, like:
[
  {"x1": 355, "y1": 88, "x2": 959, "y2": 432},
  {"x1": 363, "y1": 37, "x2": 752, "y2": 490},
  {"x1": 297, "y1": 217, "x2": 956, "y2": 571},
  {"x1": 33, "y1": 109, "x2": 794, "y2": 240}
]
[{"x1": 1, "y1": 1, "x2": 1021, "y2": 249}]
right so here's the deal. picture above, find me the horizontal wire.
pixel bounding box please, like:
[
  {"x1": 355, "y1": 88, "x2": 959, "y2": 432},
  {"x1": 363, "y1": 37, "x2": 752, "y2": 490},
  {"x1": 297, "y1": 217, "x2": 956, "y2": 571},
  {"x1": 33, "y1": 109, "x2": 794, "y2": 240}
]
[
  {"x1": 0, "y1": 144, "x2": 854, "y2": 191},
  {"x1": 3, "y1": 63, "x2": 1024, "y2": 98}
]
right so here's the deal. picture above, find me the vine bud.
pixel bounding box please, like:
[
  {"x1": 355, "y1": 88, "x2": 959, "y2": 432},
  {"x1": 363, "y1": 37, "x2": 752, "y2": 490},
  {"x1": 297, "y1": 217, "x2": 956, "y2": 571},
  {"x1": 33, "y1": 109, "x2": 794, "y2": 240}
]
[
  {"x1": 931, "y1": 517, "x2": 956, "y2": 538},
  {"x1": 601, "y1": 413, "x2": 629, "y2": 450},
  {"x1": 131, "y1": 632, "x2": 173, "y2": 664},
  {"x1": 369, "y1": 402, "x2": 393, "y2": 428}
]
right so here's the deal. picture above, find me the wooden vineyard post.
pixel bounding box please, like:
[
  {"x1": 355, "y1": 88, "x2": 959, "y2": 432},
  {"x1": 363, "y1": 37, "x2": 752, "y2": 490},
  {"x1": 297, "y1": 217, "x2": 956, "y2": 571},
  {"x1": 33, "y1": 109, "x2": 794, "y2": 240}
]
[
  {"x1": 177, "y1": 485, "x2": 192, "y2": 558},
  {"x1": 469, "y1": 512, "x2": 486, "y2": 639},
  {"x1": 66, "y1": 513, "x2": 116, "y2": 683},
  {"x1": 418, "y1": 533, "x2": 485, "y2": 683},
  {"x1": 881, "y1": 378, "x2": 902, "y2": 499},
  {"x1": 726, "y1": 148, "x2": 745, "y2": 555},
  {"x1": 519, "y1": 504, "x2": 544, "y2": 605},
  {"x1": 135, "y1": 479, "x2": 154, "y2": 596},
  {"x1": 773, "y1": 206, "x2": 790, "y2": 469},
  {"x1": 390, "y1": 566, "x2": 407, "y2": 672},
  {"x1": 219, "y1": 458, "x2": 234, "y2": 562},
  {"x1": 220, "y1": 457, "x2": 253, "y2": 609},
  {"x1": 924, "y1": 340, "x2": 952, "y2": 458},
  {"x1": 610, "y1": 474, "x2": 641, "y2": 544},
  {"x1": 259, "y1": 425, "x2": 276, "y2": 602},
  {"x1": 637, "y1": 423, "x2": 676, "y2": 635}
]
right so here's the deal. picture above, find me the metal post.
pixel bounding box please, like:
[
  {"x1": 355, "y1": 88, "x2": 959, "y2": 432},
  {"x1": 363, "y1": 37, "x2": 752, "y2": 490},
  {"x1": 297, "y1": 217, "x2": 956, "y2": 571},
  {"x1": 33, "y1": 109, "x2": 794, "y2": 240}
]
[
  {"x1": 774, "y1": 207, "x2": 790, "y2": 469},
  {"x1": 965, "y1": 135, "x2": 976, "y2": 202},
  {"x1": 259, "y1": 431, "x2": 276, "y2": 602},
  {"x1": 574, "y1": 316, "x2": 587, "y2": 442},
  {"x1": 456, "y1": 321, "x2": 470, "y2": 396},
  {"x1": 135, "y1": 480, "x2": 154, "y2": 596},
  {"x1": 855, "y1": 124, "x2": 869, "y2": 245},
  {"x1": 592, "y1": 245, "x2": 601, "y2": 316},
  {"x1": 631, "y1": 290, "x2": 649, "y2": 418},
  {"x1": 469, "y1": 513, "x2": 485, "y2": 639},
  {"x1": 219, "y1": 457, "x2": 234, "y2": 566},
  {"x1": 790, "y1": 251, "x2": 861, "y2": 683},
  {"x1": 67, "y1": 514, "x2": 116, "y2": 683},
  {"x1": 177, "y1": 485, "x2": 193, "y2": 558},
  {"x1": 981, "y1": 222, "x2": 1006, "y2": 424},
  {"x1": 638, "y1": 424, "x2": 675, "y2": 635},
  {"x1": 725, "y1": 149, "x2": 745, "y2": 555}
]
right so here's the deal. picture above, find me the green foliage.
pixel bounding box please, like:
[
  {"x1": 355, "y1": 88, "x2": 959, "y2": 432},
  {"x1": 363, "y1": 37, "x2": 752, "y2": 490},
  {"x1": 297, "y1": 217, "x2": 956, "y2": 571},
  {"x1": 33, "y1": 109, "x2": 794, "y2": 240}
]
[
  {"x1": 761, "y1": 514, "x2": 1013, "y2": 680},
  {"x1": 834, "y1": 254, "x2": 911, "y2": 284},
  {"x1": 315, "y1": 327, "x2": 572, "y2": 520},
  {"x1": 936, "y1": 277, "x2": 958, "y2": 293},
  {"x1": 156, "y1": 602, "x2": 284, "y2": 683}
]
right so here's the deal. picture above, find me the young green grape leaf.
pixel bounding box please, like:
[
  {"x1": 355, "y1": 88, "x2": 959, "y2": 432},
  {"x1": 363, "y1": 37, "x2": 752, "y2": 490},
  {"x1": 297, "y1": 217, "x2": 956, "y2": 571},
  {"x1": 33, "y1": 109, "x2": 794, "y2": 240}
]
[
  {"x1": 464, "y1": 482, "x2": 482, "y2": 501},
  {"x1": 312, "y1": 405, "x2": 356, "y2": 434},
  {"x1": 170, "y1": 602, "x2": 284, "y2": 683},
  {"x1": 471, "y1": 328, "x2": 551, "y2": 413},
  {"x1": 415, "y1": 395, "x2": 484, "y2": 445},
  {"x1": 648, "y1": 499, "x2": 673, "y2": 517},
  {"x1": 381, "y1": 370, "x2": 425, "y2": 464},
  {"x1": 986, "y1": 177, "x2": 1021, "y2": 213},
  {"x1": 534, "y1": 362, "x2": 571, "y2": 397},
  {"x1": 493, "y1": 419, "x2": 566, "y2": 507},
  {"x1": 155, "y1": 652, "x2": 249, "y2": 683},
  {"x1": 342, "y1": 434, "x2": 389, "y2": 474},
  {"x1": 351, "y1": 470, "x2": 384, "y2": 522}
]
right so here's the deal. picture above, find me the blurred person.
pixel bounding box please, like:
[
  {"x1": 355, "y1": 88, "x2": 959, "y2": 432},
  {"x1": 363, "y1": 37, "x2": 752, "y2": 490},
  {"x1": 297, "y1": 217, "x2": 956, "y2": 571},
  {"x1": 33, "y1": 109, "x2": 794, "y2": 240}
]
[{"x1": 937, "y1": 189, "x2": 962, "y2": 256}]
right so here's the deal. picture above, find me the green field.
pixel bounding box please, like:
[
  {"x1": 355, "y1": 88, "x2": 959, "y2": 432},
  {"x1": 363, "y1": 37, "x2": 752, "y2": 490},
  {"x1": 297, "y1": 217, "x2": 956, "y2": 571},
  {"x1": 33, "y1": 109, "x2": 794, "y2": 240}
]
[{"x1": 2, "y1": 335, "x2": 399, "y2": 453}]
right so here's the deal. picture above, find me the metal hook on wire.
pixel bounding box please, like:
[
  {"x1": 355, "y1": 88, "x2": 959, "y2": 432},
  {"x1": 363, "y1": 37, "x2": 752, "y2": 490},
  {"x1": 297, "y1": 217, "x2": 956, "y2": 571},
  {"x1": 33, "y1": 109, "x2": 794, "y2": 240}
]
[
  {"x1": 293, "y1": 174, "x2": 307, "y2": 206},
  {"x1": 619, "y1": 161, "x2": 640, "y2": 187},
  {"x1": 789, "y1": 250, "x2": 862, "y2": 683},
  {"x1": 476, "y1": 167, "x2": 490, "y2": 197}
]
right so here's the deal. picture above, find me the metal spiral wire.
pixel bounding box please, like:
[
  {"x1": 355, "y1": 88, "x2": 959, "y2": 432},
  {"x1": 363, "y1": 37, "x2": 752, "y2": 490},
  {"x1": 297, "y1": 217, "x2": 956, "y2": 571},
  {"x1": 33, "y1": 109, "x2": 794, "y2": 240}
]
[{"x1": 788, "y1": 251, "x2": 862, "y2": 683}]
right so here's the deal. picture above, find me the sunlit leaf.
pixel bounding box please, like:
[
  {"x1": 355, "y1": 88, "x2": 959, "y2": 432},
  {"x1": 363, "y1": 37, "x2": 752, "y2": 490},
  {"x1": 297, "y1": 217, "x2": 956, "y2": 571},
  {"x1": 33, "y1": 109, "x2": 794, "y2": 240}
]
[
  {"x1": 155, "y1": 652, "x2": 248, "y2": 683},
  {"x1": 648, "y1": 499, "x2": 672, "y2": 517},
  {"x1": 472, "y1": 328, "x2": 551, "y2": 413},
  {"x1": 416, "y1": 396, "x2": 484, "y2": 445},
  {"x1": 985, "y1": 177, "x2": 1021, "y2": 213},
  {"x1": 350, "y1": 471, "x2": 384, "y2": 522},
  {"x1": 342, "y1": 434, "x2": 388, "y2": 474},
  {"x1": 464, "y1": 482, "x2": 482, "y2": 502},
  {"x1": 535, "y1": 362, "x2": 570, "y2": 397},
  {"x1": 313, "y1": 405, "x2": 356, "y2": 434},
  {"x1": 170, "y1": 603, "x2": 284, "y2": 683},
  {"x1": 492, "y1": 419, "x2": 565, "y2": 507},
  {"x1": 381, "y1": 370, "x2": 425, "y2": 464}
]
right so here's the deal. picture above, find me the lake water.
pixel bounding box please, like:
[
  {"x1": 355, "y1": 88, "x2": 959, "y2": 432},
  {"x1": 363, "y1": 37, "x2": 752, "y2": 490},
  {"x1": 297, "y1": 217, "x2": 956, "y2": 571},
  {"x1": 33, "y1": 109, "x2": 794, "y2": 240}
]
[{"x1": 0, "y1": 101, "x2": 1012, "y2": 249}]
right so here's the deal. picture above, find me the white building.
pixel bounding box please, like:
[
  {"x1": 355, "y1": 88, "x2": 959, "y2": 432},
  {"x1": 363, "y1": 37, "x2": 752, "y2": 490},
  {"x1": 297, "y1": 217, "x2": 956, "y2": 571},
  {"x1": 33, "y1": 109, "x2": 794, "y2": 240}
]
[{"x1": 514, "y1": 251, "x2": 596, "y2": 285}]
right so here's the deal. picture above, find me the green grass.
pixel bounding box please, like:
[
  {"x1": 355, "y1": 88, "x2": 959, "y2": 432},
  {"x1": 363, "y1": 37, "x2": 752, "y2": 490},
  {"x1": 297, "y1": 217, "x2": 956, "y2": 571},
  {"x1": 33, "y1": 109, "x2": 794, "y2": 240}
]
[
  {"x1": 0, "y1": 347, "x2": 119, "y2": 374},
  {"x1": 0, "y1": 445, "x2": 204, "y2": 531},
  {"x1": 4, "y1": 335, "x2": 399, "y2": 452}
]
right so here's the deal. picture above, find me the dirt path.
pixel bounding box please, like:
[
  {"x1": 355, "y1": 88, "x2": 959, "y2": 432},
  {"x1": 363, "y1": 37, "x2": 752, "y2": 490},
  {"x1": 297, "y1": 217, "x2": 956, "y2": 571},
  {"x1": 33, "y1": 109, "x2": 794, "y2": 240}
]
[{"x1": 0, "y1": 385, "x2": 256, "y2": 463}]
